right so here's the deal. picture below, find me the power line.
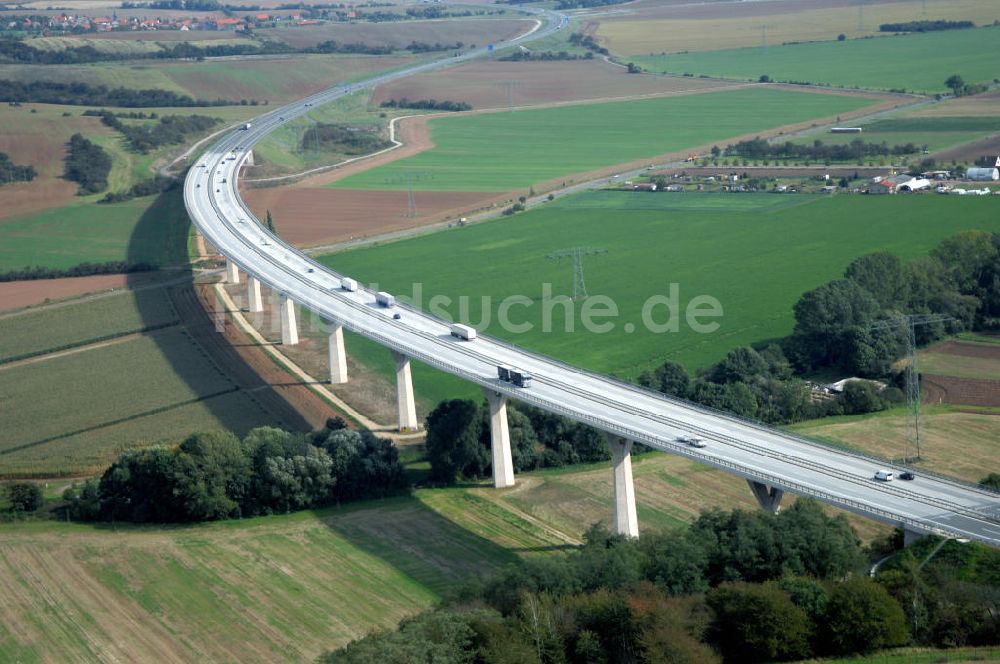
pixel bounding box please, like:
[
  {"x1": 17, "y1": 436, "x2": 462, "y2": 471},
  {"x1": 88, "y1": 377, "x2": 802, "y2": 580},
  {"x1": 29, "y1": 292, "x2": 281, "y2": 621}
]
[
  {"x1": 547, "y1": 247, "x2": 606, "y2": 300},
  {"x1": 867, "y1": 313, "x2": 954, "y2": 462}
]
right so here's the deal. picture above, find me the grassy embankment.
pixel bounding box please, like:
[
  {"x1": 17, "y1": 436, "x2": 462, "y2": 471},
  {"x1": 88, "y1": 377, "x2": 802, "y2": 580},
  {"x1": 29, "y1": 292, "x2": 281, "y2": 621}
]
[{"x1": 631, "y1": 25, "x2": 1000, "y2": 94}]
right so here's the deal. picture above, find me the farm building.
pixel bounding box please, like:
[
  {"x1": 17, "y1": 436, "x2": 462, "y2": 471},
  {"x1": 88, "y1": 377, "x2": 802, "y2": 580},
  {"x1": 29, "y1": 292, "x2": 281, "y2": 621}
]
[
  {"x1": 869, "y1": 174, "x2": 929, "y2": 193},
  {"x1": 966, "y1": 167, "x2": 1000, "y2": 181},
  {"x1": 830, "y1": 127, "x2": 863, "y2": 133}
]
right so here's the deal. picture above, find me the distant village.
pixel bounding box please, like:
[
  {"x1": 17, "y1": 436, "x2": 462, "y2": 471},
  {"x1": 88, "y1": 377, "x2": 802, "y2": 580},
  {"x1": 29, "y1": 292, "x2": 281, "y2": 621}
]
[{"x1": 6, "y1": 11, "x2": 319, "y2": 33}]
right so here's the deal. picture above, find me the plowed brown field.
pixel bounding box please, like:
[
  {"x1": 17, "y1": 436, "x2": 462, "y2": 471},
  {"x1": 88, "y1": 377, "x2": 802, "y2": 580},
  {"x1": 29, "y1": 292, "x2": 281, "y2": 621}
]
[
  {"x1": 241, "y1": 187, "x2": 504, "y2": 247},
  {"x1": 371, "y1": 59, "x2": 740, "y2": 110}
]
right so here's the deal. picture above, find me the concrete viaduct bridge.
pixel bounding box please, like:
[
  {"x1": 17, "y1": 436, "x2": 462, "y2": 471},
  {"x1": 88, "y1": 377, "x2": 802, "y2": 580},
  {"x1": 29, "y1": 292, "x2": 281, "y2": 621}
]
[{"x1": 184, "y1": 9, "x2": 1000, "y2": 548}]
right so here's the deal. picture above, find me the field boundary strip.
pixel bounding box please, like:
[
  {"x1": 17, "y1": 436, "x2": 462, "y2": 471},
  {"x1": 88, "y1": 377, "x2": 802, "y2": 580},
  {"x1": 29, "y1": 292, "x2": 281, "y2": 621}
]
[
  {"x1": 0, "y1": 321, "x2": 180, "y2": 366},
  {"x1": 0, "y1": 386, "x2": 241, "y2": 463}
]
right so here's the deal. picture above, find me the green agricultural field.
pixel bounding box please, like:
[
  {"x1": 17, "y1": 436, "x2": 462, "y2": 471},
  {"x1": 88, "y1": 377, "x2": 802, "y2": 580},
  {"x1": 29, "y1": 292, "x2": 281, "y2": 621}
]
[
  {"x1": 0, "y1": 189, "x2": 190, "y2": 272},
  {"x1": 792, "y1": 116, "x2": 1000, "y2": 155},
  {"x1": 320, "y1": 193, "x2": 1000, "y2": 403},
  {"x1": 632, "y1": 25, "x2": 1000, "y2": 93},
  {"x1": 0, "y1": 327, "x2": 275, "y2": 477},
  {"x1": 332, "y1": 87, "x2": 877, "y2": 192},
  {"x1": 0, "y1": 287, "x2": 178, "y2": 363}
]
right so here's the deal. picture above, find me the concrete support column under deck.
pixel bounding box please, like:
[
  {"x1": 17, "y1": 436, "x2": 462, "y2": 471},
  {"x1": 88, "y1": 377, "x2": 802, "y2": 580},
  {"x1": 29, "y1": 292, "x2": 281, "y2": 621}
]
[
  {"x1": 225, "y1": 258, "x2": 240, "y2": 284},
  {"x1": 327, "y1": 323, "x2": 348, "y2": 384},
  {"x1": 279, "y1": 294, "x2": 299, "y2": 346},
  {"x1": 747, "y1": 480, "x2": 784, "y2": 514},
  {"x1": 606, "y1": 434, "x2": 639, "y2": 538},
  {"x1": 246, "y1": 276, "x2": 263, "y2": 313},
  {"x1": 391, "y1": 350, "x2": 419, "y2": 432},
  {"x1": 903, "y1": 528, "x2": 926, "y2": 548},
  {"x1": 482, "y1": 388, "x2": 515, "y2": 489}
]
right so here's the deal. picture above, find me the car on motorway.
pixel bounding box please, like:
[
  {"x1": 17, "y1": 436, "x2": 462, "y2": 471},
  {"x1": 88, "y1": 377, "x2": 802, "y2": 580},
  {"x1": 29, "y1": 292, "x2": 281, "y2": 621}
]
[
  {"x1": 874, "y1": 470, "x2": 894, "y2": 481},
  {"x1": 393, "y1": 313, "x2": 402, "y2": 320},
  {"x1": 899, "y1": 471, "x2": 915, "y2": 481},
  {"x1": 676, "y1": 435, "x2": 706, "y2": 448},
  {"x1": 307, "y1": 268, "x2": 314, "y2": 273}
]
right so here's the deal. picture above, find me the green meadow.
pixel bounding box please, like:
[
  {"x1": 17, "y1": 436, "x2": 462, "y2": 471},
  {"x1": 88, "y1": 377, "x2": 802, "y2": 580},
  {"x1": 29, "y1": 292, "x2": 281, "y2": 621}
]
[
  {"x1": 632, "y1": 25, "x2": 1000, "y2": 93},
  {"x1": 332, "y1": 87, "x2": 876, "y2": 192},
  {"x1": 320, "y1": 192, "x2": 1000, "y2": 404}
]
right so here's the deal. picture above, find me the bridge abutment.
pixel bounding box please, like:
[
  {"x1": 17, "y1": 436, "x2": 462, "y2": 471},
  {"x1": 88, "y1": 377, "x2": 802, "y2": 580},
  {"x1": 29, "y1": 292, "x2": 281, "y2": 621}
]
[
  {"x1": 226, "y1": 259, "x2": 240, "y2": 284},
  {"x1": 903, "y1": 528, "x2": 926, "y2": 548},
  {"x1": 247, "y1": 276, "x2": 263, "y2": 313},
  {"x1": 392, "y1": 351, "x2": 419, "y2": 432},
  {"x1": 606, "y1": 434, "x2": 639, "y2": 538},
  {"x1": 747, "y1": 480, "x2": 784, "y2": 514},
  {"x1": 482, "y1": 388, "x2": 515, "y2": 489},
  {"x1": 327, "y1": 323, "x2": 348, "y2": 384},
  {"x1": 279, "y1": 294, "x2": 299, "y2": 345}
]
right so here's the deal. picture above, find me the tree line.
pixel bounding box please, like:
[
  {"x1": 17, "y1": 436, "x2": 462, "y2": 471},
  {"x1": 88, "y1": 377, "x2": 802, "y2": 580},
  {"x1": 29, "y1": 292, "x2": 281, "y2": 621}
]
[
  {"x1": 99, "y1": 174, "x2": 178, "y2": 203},
  {"x1": 638, "y1": 232, "x2": 1000, "y2": 425},
  {"x1": 379, "y1": 98, "x2": 472, "y2": 112},
  {"x1": 64, "y1": 133, "x2": 111, "y2": 194},
  {"x1": 499, "y1": 50, "x2": 594, "y2": 62},
  {"x1": 568, "y1": 32, "x2": 609, "y2": 56},
  {"x1": 0, "y1": 151, "x2": 36, "y2": 185},
  {"x1": 424, "y1": 400, "x2": 620, "y2": 484},
  {"x1": 880, "y1": 20, "x2": 974, "y2": 33},
  {"x1": 0, "y1": 260, "x2": 155, "y2": 282},
  {"x1": 1, "y1": 80, "x2": 239, "y2": 107},
  {"x1": 93, "y1": 110, "x2": 221, "y2": 153},
  {"x1": 722, "y1": 136, "x2": 920, "y2": 163},
  {"x1": 301, "y1": 123, "x2": 392, "y2": 154},
  {"x1": 320, "y1": 498, "x2": 1000, "y2": 663},
  {"x1": 62, "y1": 420, "x2": 406, "y2": 522}
]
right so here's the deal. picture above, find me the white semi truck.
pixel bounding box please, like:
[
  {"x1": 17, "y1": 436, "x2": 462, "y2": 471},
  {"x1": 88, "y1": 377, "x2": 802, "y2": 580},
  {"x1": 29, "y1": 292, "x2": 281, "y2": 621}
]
[
  {"x1": 340, "y1": 277, "x2": 358, "y2": 292},
  {"x1": 449, "y1": 323, "x2": 477, "y2": 341},
  {"x1": 376, "y1": 291, "x2": 395, "y2": 307}
]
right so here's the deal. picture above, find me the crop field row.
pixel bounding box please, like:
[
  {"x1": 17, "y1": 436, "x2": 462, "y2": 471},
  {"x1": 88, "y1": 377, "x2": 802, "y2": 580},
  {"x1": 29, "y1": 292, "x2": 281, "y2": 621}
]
[
  {"x1": 270, "y1": 17, "x2": 533, "y2": 50},
  {"x1": 0, "y1": 287, "x2": 177, "y2": 362},
  {"x1": 595, "y1": 0, "x2": 1000, "y2": 55},
  {"x1": 320, "y1": 193, "x2": 1000, "y2": 403},
  {"x1": 332, "y1": 86, "x2": 877, "y2": 192},
  {"x1": 631, "y1": 25, "x2": 1000, "y2": 93}
]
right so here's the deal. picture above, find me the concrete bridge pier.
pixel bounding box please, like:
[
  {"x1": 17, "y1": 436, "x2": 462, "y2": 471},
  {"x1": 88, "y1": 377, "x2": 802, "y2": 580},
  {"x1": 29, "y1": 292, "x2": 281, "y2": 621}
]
[
  {"x1": 748, "y1": 480, "x2": 784, "y2": 514},
  {"x1": 247, "y1": 276, "x2": 263, "y2": 313},
  {"x1": 326, "y1": 323, "x2": 348, "y2": 384},
  {"x1": 279, "y1": 294, "x2": 299, "y2": 345},
  {"x1": 606, "y1": 434, "x2": 639, "y2": 538},
  {"x1": 903, "y1": 528, "x2": 926, "y2": 548},
  {"x1": 226, "y1": 259, "x2": 240, "y2": 284},
  {"x1": 391, "y1": 351, "x2": 419, "y2": 432},
  {"x1": 482, "y1": 388, "x2": 515, "y2": 489}
]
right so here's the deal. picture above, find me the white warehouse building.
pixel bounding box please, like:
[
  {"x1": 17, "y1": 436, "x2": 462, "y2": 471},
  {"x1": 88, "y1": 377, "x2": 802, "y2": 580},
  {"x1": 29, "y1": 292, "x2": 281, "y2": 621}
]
[{"x1": 966, "y1": 167, "x2": 1000, "y2": 181}]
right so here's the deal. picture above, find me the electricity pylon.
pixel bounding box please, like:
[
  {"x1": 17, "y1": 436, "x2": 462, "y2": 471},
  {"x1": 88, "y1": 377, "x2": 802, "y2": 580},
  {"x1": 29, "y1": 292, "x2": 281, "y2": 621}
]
[
  {"x1": 384, "y1": 171, "x2": 432, "y2": 217},
  {"x1": 547, "y1": 247, "x2": 606, "y2": 300},
  {"x1": 868, "y1": 313, "x2": 954, "y2": 462}
]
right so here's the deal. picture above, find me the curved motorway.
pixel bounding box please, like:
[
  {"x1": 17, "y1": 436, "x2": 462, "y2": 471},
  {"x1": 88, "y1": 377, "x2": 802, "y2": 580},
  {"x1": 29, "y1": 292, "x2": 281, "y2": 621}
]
[{"x1": 184, "y1": 10, "x2": 1000, "y2": 547}]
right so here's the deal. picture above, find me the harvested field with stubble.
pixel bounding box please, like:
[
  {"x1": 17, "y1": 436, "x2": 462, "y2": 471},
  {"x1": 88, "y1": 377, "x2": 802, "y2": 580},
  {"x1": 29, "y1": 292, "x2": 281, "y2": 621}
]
[
  {"x1": 269, "y1": 17, "x2": 533, "y2": 50},
  {"x1": 370, "y1": 59, "x2": 742, "y2": 110},
  {"x1": 0, "y1": 454, "x2": 892, "y2": 662},
  {"x1": 791, "y1": 408, "x2": 1000, "y2": 485}
]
